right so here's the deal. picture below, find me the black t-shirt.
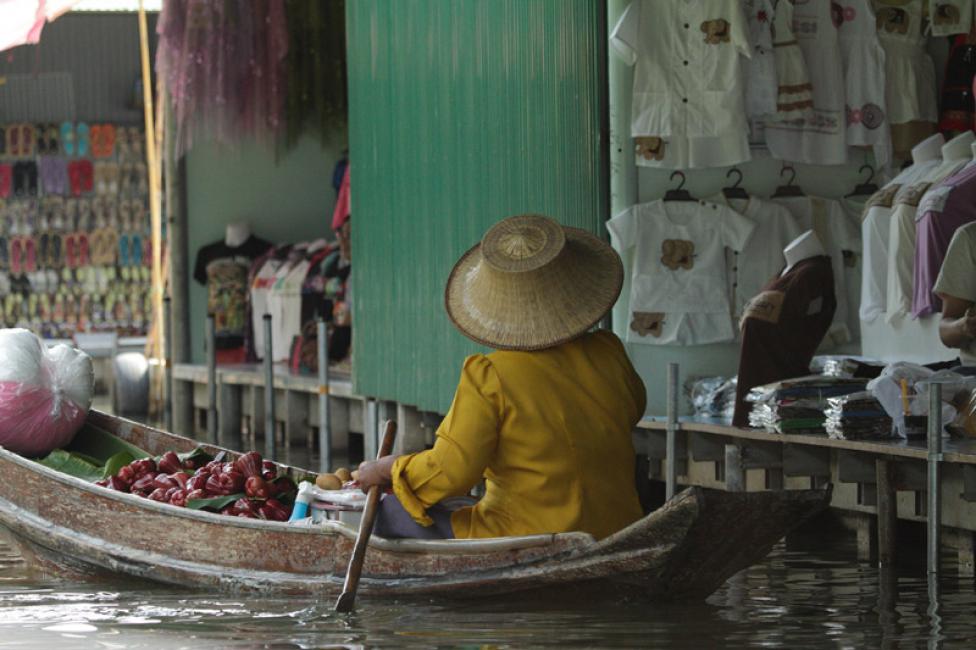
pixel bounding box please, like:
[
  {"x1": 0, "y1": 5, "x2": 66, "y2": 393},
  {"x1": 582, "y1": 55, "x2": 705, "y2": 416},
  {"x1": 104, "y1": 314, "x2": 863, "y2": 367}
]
[{"x1": 194, "y1": 235, "x2": 273, "y2": 349}]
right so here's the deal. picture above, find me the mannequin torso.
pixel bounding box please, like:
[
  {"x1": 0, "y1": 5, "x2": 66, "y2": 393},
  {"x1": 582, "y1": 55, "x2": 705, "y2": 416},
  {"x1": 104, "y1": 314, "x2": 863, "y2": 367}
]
[
  {"x1": 782, "y1": 230, "x2": 827, "y2": 275},
  {"x1": 225, "y1": 222, "x2": 251, "y2": 248}
]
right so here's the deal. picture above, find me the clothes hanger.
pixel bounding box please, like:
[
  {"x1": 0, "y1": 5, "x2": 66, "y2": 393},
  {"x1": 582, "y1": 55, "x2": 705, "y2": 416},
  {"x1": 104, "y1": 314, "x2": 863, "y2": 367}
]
[
  {"x1": 722, "y1": 168, "x2": 749, "y2": 200},
  {"x1": 663, "y1": 171, "x2": 697, "y2": 202},
  {"x1": 845, "y1": 164, "x2": 879, "y2": 198},
  {"x1": 772, "y1": 164, "x2": 805, "y2": 198}
]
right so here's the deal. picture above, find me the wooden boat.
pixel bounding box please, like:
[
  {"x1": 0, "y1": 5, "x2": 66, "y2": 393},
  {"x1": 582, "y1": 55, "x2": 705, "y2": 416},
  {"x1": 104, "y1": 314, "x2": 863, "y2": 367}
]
[{"x1": 0, "y1": 411, "x2": 830, "y2": 599}]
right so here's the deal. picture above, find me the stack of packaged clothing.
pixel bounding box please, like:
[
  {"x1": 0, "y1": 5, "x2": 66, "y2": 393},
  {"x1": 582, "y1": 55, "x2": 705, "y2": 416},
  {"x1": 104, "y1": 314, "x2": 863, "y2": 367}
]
[
  {"x1": 746, "y1": 376, "x2": 868, "y2": 434},
  {"x1": 811, "y1": 356, "x2": 885, "y2": 380},
  {"x1": 691, "y1": 376, "x2": 737, "y2": 420},
  {"x1": 824, "y1": 392, "x2": 893, "y2": 440}
]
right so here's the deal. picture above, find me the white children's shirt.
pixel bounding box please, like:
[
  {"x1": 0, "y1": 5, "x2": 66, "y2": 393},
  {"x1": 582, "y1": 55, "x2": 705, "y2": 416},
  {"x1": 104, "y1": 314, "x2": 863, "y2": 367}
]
[
  {"x1": 709, "y1": 194, "x2": 802, "y2": 318},
  {"x1": 610, "y1": 0, "x2": 751, "y2": 140},
  {"x1": 772, "y1": 196, "x2": 860, "y2": 347},
  {"x1": 608, "y1": 199, "x2": 755, "y2": 345},
  {"x1": 250, "y1": 254, "x2": 286, "y2": 361},
  {"x1": 886, "y1": 132, "x2": 976, "y2": 323},
  {"x1": 859, "y1": 133, "x2": 944, "y2": 323},
  {"x1": 742, "y1": 0, "x2": 778, "y2": 120},
  {"x1": 929, "y1": 0, "x2": 974, "y2": 36}
]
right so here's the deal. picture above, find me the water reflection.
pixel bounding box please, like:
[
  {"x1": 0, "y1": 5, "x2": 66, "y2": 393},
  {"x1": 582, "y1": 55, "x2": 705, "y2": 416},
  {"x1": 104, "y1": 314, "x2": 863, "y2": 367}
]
[{"x1": 0, "y1": 527, "x2": 974, "y2": 649}]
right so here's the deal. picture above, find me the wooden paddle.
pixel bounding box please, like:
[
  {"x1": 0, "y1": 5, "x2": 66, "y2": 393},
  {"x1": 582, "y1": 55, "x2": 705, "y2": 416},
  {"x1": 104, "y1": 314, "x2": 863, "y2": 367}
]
[{"x1": 334, "y1": 419, "x2": 397, "y2": 613}]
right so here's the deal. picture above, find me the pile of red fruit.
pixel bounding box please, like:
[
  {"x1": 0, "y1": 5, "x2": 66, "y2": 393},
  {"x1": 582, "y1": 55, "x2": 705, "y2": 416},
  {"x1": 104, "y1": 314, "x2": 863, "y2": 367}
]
[{"x1": 94, "y1": 450, "x2": 296, "y2": 521}]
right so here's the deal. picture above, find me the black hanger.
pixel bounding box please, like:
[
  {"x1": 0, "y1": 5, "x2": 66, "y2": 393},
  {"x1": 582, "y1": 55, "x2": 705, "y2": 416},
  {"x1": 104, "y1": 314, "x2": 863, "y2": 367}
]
[
  {"x1": 722, "y1": 168, "x2": 749, "y2": 200},
  {"x1": 846, "y1": 164, "x2": 879, "y2": 198},
  {"x1": 772, "y1": 165, "x2": 804, "y2": 198},
  {"x1": 663, "y1": 171, "x2": 697, "y2": 202}
]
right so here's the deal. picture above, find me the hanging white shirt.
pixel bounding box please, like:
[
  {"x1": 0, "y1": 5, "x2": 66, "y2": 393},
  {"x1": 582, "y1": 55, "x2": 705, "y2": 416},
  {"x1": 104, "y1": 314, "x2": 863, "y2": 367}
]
[
  {"x1": 929, "y1": 0, "x2": 974, "y2": 36},
  {"x1": 859, "y1": 133, "x2": 945, "y2": 323},
  {"x1": 772, "y1": 195, "x2": 860, "y2": 347},
  {"x1": 610, "y1": 0, "x2": 751, "y2": 140},
  {"x1": 251, "y1": 253, "x2": 286, "y2": 361},
  {"x1": 765, "y1": 0, "x2": 848, "y2": 165},
  {"x1": 885, "y1": 132, "x2": 976, "y2": 323},
  {"x1": 608, "y1": 199, "x2": 755, "y2": 345}
]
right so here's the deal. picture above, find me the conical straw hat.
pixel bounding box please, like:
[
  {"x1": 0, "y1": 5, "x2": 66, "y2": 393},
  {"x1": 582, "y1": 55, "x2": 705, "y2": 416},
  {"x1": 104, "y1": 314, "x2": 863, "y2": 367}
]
[{"x1": 445, "y1": 214, "x2": 623, "y2": 351}]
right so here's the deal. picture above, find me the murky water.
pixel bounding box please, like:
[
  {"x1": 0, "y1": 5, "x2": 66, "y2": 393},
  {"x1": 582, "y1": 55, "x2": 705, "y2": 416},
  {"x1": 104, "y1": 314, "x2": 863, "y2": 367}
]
[{"x1": 1, "y1": 525, "x2": 975, "y2": 649}]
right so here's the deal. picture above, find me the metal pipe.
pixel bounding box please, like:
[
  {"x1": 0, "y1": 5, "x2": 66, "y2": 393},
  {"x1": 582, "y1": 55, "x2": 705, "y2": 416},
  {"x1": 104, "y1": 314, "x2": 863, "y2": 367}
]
[
  {"x1": 364, "y1": 399, "x2": 378, "y2": 462},
  {"x1": 666, "y1": 362, "x2": 678, "y2": 500},
  {"x1": 205, "y1": 313, "x2": 217, "y2": 445},
  {"x1": 317, "y1": 319, "x2": 331, "y2": 473},
  {"x1": 263, "y1": 314, "x2": 276, "y2": 461},
  {"x1": 163, "y1": 296, "x2": 172, "y2": 431},
  {"x1": 928, "y1": 382, "x2": 943, "y2": 575}
]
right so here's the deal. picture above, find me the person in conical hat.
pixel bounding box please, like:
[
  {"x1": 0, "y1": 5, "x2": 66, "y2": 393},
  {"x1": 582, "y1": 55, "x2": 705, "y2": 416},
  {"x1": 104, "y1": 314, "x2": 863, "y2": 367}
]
[{"x1": 355, "y1": 215, "x2": 647, "y2": 540}]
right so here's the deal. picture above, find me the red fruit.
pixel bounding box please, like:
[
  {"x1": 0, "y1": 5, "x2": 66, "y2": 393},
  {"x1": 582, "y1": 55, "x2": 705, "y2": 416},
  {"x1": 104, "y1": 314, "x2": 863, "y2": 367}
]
[
  {"x1": 153, "y1": 473, "x2": 178, "y2": 491},
  {"x1": 260, "y1": 498, "x2": 290, "y2": 522},
  {"x1": 219, "y1": 504, "x2": 236, "y2": 516},
  {"x1": 171, "y1": 472, "x2": 189, "y2": 489},
  {"x1": 245, "y1": 476, "x2": 269, "y2": 500},
  {"x1": 157, "y1": 451, "x2": 182, "y2": 475},
  {"x1": 205, "y1": 460, "x2": 223, "y2": 473},
  {"x1": 130, "y1": 489, "x2": 150, "y2": 498},
  {"x1": 131, "y1": 474, "x2": 156, "y2": 493},
  {"x1": 222, "y1": 462, "x2": 236, "y2": 474},
  {"x1": 273, "y1": 477, "x2": 297, "y2": 498},
  {"x1": 237, "y1": 512, "x2": 256, "y2": 518},
  {"x1": 220, "y1": 469, "x2": 245, "y2": 493},
  {"x1": 205, "y1": 474, "x2": 228, "y2": 496},
  {"x1": 186, "y1": 474, "x2": 208, "y2": 492},
  {"x1": 182, "y1": 458, "x2": 198, "y2": 470},
  {"x1": 186, "y1": 488, "x2": 206, "y2": 500},
  {"x1": 169, "y1": 489, "x2": 188, "y2": 507},
  {"x1": 234, "y1": 451, "x2": 263, "y2": 478},
  {"x1": 130, "y1": 459, "x2": 157, "y2": 477},
  {"x1": 108, "y1": 476, "x2": 129, "y2": 492},
  {"x1": 232, "y1": 497, "x2": 257, "y2": 515},
  {"x1": 148, "y1": 488, "x2": 168, "y2": 501},
  {"x1": 261, "y1": 460, "x2": 277, "y2": 481},
  {"x1": 115, "y1": 465, "x2": 137, "y2": 485}
]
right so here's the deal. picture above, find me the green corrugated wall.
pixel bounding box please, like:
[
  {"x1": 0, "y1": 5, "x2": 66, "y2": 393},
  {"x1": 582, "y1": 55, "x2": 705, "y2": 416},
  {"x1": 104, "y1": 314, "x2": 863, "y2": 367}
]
[{"x1": 347, "y1": 0, "x2": 607, "y2": 414}]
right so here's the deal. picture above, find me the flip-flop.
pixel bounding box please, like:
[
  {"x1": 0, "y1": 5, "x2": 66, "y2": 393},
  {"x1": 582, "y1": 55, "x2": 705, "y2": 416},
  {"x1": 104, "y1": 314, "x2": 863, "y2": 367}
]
[
  {"x1": 20, "y1": 124, "x2": 35, "y2": 158},
  {"x1": 0, "y1": 235, "x2": 8, "y2": 270},
  {"x1": 46, "y1": 124, "x2": 60, "y2": 156},
  {"x1": 37, "y1": 232, "x2": 50, "y2": 269},
  {"x1": 89, "y1": 125, "x2": 102, "y2": 158},
  {"x1": 143, "y1": 236, "x2": 152, "y2": 268},
  {"x1": 97, "y1": 125, "x2": 116, "y2": 158},
  {"x1": 75, "y1": 123, "x2": 90, "y2": 157},
  {"x1": 21, "y1": 161, "x2": 38, "y2": 196},
  {"x1": 10, "y1": 238, "x2": 22, "y2": 275},
  {"x1": 7, "y1": 124, "x2": 19, "y2": 157},
  {"x1": 106, "y1": 162, "x2": 119, "y2": 194},
  {"x1": 118, "y1": 233, "x2": 131, "y2": 267},
  {"x1": 78, "y1": 160, "x2": 93, "y2": 194},
  {"x1": 94, "y1": 161, "x2": 106, "y2": 195},
  {"x1": 77, "y1": 232, "x2": 89, "y2": 267},
  {"x1": 131, "y1": 233, "x2": 143, "y2": 267},
  {"x1": 23, "y1": 236, "x2": 37, "y2": 272},
  {"x1": 65, "y1": 233, "x2": 77, "y2": 269},
  {"x1": 68, "y1": 161, "x2": 82, "y2": 196},
  {"x1": 0, "y1": 126, "x2": 5, "y2": 156},
  {"x1": 60, "y1": 122, "x2": 75, "y2": 156},
  {"x1": 0, "y1": 164, "x2": 11, "y2": 198},
  {"x1": 50, "y1": 233, "x2": 64, "y2": 269}
]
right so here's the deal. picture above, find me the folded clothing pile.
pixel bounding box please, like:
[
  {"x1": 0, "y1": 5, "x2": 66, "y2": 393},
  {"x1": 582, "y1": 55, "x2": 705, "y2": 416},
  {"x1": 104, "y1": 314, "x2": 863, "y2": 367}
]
[
  {"x1": 746, "y1": 376, "x2": 868, "y2": 435},
  {"x1": 691, "y1": 376, "x2": 737, "y2": 420},
  {"x1": 824, "y1": 391, "x2": 893, "y2": 440}
]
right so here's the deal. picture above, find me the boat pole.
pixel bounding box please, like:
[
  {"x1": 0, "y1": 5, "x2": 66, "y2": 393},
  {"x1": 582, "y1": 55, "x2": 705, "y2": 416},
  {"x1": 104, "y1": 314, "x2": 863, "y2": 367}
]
[
  {"x1": 928, "y1": 382, "x2": 943, "y2": 575},
  {"x1": 263, "y1": 314, "x2": 276, "y2": 461},
  {"x1": 163, "y1": 296, "x2": 172, "y2": 431},
  {"x1": 317, "y1": 318, "x2": 332, "y2": 473},
  {"x1": 666, "y1": 362, "x2": 678, "y2": 500},
  {"x1": 205, "y1": 313, "x2": 217, "y2": 445}
]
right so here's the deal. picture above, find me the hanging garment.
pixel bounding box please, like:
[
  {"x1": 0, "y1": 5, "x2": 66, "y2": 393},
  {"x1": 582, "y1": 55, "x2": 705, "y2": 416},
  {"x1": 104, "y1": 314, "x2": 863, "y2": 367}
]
[
  {"x1": 249, "y1": 245, "x2": 292, "y2": 361},
  {"x1": 743, "y1": 0, "x2": 779, "y2": 120},
  {"x1": 732, "y1": 255, "x2": 837, "y2": 427},
  {"x1": 930, "y1": 0, "x2": 975, "y2": 37},
  {"x1": 770, "y1": 0, "x2": 815, "y2": 121},
  {"x1": 873, "y1": 0, "x2": 938, "y2": 156},
  {"x1": 886, "y1": 132, "x2": 975, "y2": 323},
  {"x1": 939, "y1": 31, "x2": 976, "y2": 136},
  {"x1": 837, "y1": 0, "x2": 892, "y2": 167},
  {"x1": 841, "y1": 195, "x2": 868, "y2": 339},
  {"x1": 934, "y1": 222, "x2": 976, "y2": 363},
  {"x1": 766, "y1": 0, "x2": 848, "y2": 165},
  {"x1": 772, "y1": 195, "x2": 860, "y2": 346},
  {"x1": 860, "y1": 133, "x2": 944, "y2": 323},
  {"x1": 607, "y1": 199, "x2": 755, "y2": 345},
  {"x1": 611, "y1": 0, "x2": 752, "y2": 169},
  {"x1": 913, "y1": 161, "x2": 976, "y2": 317},
  {"x1": 709, "y1": 194, "x2": 803, "y2": 319}
]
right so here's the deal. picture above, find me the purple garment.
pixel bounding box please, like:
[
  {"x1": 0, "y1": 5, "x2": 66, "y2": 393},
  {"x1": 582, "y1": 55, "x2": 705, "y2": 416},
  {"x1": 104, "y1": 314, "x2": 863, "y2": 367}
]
[
  {"x1": 913, "y1": 164, "x2": 976, "y2": 318},
  {"x1": 38, "y1": 157, "x2": 68, "y2": 196}
]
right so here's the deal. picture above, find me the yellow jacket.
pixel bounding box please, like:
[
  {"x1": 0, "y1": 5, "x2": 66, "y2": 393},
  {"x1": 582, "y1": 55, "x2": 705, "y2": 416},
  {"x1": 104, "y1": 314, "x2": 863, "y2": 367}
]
[{"x1": 391, "y1": 330, "x2": 646, "y2": 539}]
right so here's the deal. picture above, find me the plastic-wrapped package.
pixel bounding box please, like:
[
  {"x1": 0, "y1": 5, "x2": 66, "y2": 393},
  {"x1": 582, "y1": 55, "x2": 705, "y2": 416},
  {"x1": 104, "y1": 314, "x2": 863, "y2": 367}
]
[
  {"x1": 746, "y1": 376, "x2": 867, "y2": 434},
  {"x1": 867, "y1": 363, "x2": 965, "y2": 438},
  {"x1": 691, "y1": 376, "x2": 737, "y2": 419},
  {"x1": 0, "y1": 329, "x2": 93, "y2": 456},
  {"x1": 824, "y1": 391, "x2": 893, "y2": 440}
]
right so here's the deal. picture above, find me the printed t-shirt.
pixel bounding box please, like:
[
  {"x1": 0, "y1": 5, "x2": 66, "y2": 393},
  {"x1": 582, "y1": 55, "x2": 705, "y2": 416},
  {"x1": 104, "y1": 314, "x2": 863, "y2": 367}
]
[
  {"x1": 709, "y1": 194, "x2": 802, "y2": 318},
  {"x1": 914, "y1": 162, "x2": 976, "y2": 317},
  {"x1": 610, "y1": 0, "x2": 752, "y2": 168},
  {"x1": 859, "y1": 133, "x2": 945, "y2": 323},
  {"x1": 733, "y1": 256, "x2": 837, "y2": 427},
  {"x1": 886, "y1": 132, "x2": 975, "y2": 323},
  {"x1": 607, "y1": 199, "x2": 755, "y2": 345},
  {"x1": 772, "y1": 196, "x2": 859, "y2": 346},
  {"x1": 250, "y1": 248, "x2": 291, "y2": 361},
  {"x1": 193, "y1": 235, "x2": 272, "y2": 351},
  {"x1": 934, "y1": 222, "x2": 976, "y2": 364}
]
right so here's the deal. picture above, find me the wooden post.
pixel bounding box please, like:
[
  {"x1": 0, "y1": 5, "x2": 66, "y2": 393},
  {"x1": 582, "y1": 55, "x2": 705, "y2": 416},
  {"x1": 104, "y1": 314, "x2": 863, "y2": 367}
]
[
  {"x1": 218, "y1": 383, "x2": 243, "y2": 451},
  {"x1": 263, "y1": 314, "x2": 276, "y2": 461},
  {"x1": 205, "y1": 314, "x2": 217, "y2": 445},
  {"x1": 317, "y1": 319, "x2": 332, "y2": 473},
  {"x1": 395, "y1": 403, "x2": 425, "y2": 454},
  {"x1": 666, "y1": 362, "x2": 678, "y2": 500},
  {"x1": 364, "y1": 399, "x2": 378, "y2": 461},
  {"x1": 927, "y1": 383, "x2": 943, "y2": 575},
  {"x1": 876, "y1": 458, "x2": 897, "y2": 567},
  {"x1": 725, "y1": 444, "x2": 744, "y2": 492}
]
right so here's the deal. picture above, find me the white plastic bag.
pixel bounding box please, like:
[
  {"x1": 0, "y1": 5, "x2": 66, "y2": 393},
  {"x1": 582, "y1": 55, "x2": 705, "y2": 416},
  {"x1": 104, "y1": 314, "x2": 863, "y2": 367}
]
[{"x1": 0, "y1": 329, "x2": 93, "y2": 456}]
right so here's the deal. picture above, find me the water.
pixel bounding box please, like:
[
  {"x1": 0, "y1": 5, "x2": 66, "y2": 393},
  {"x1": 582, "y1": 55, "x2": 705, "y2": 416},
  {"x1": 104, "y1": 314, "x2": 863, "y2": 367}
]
[{"x1": 1, "y1": 526, "x2": 975, "y2": 649}]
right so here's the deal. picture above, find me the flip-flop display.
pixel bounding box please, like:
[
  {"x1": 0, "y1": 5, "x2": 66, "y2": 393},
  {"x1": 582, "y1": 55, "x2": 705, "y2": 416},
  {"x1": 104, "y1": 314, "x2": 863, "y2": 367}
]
[{"x1": 0, "y1": 121, "x2": 151, "y2": 337}]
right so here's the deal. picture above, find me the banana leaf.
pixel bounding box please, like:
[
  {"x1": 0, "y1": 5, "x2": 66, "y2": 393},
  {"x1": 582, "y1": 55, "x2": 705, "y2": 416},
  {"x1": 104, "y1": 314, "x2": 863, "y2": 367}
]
[
  {"x1": 37, "y1": 449, "x2": 105, "y2": 483},
  {"x1": 186, "y1": 493, "x2": 245, "y2": 511},
  {"x1": 101, "y1": 451, "x2": 137, "y2": 479},
  {"x1": 65, "y1": 424, "x2": 150, "y2": 463}
]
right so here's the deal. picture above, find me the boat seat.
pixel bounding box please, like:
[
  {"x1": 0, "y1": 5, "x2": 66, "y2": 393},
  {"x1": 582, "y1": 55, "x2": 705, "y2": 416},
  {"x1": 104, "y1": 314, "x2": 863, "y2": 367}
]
[{"x1": 317, "y1": 519, "x2": 595, "y2": 554}]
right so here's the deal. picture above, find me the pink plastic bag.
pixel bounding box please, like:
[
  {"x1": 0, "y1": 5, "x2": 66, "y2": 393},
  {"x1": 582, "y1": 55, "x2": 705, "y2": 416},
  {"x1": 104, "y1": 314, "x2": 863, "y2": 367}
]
[{"x1": 0, "y1": 329, "x2": 92, "y2": 457}]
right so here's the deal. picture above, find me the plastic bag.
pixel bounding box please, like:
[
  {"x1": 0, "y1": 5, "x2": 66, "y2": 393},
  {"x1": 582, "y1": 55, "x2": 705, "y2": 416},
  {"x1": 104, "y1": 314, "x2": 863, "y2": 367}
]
[
  {"x1": 867, "y1": 363, "x2": 963, "y2": 438},
  {"x1": 0, "y1": 329, "x2": 93, "y2": 456}
]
